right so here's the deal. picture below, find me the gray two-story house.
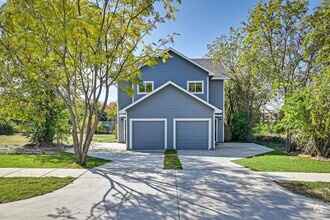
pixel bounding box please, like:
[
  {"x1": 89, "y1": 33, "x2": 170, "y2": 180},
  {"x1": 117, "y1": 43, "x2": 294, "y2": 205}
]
[{"x1": 117, "y1": 48, "x2": 229, "y2": 150}]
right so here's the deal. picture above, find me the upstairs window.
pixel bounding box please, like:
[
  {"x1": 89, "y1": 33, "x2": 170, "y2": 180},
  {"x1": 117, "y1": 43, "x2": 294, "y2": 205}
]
[
  {"x1": 187, "y1": 81, "x2": 204, "y2": 94},
  {"x1": 138, "y1": 81, "x2": 154, "y2": 94}
]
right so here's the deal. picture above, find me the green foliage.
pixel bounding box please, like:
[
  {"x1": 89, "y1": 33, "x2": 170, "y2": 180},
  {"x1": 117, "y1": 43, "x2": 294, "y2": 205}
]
[
  {"x1": 231, "y1": 112, "x2": 249, "y2": 142},
  {"x1": 0, "y1": 0, "x2": 180, "y2": 165},
  {"x1": 96, "y1": 122, "x2": 110, "y2": 134},
  {"x1": 0, "y1": 177, "x2": 74, "y2": 204},
  {"x1": 0, "y1": 120, "x2": 14, "y2": 135},
  {"x1": 253, "y1": 123, "x2": 284, "y2": 137},
  {"x1": 207, "y1": 0, "x2": 329, "y2": 158},
  {"x1": 281, "y1": 78, "x2": 330, "y2": 157},
  {"x1": 0, "y1": 80, "x2": 71, "y2": 144},
  {"x1": 105, "y1": 102, "x2": 117, "y2": 122},
  {"x1": 279, "y1": 1, "x2": 330, "y2": 157},
  {"x1": 207, "y1": 27, "x2": 271, "y2": 142}
]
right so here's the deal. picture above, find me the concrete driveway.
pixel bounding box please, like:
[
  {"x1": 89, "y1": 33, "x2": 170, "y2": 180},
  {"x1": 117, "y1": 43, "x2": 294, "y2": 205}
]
[{"x1": 0, "y1": 142, "x2": 329, "y2": 219}]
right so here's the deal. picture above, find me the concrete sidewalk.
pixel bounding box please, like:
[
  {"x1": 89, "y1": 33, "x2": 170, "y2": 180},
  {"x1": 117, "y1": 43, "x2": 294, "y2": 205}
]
[
  {"x1": 0, "y1": 168, "x2": 88, "y2": 178},
  {"x1": 1, "y1": 168, "x2": 329, "y2": 182},
  {"x1": 261, "y1": 172, "x2": 330, "y2": 182}
]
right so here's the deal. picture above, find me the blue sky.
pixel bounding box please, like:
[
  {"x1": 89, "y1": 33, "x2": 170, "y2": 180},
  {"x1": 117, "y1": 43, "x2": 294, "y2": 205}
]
[
  {"x1": 148, "y1": 0, "x2": 322, "y2": 58},
  {"x1": 0, "y1": 0, "x2": 323, "y2": 102}
]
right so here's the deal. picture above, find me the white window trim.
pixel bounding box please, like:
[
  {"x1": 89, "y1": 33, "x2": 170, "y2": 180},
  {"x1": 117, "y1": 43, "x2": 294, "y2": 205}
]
[
  {"x1": 207, "y1": 78, "x2": 209, "y2": 102},
  {"x1": 173, "y1": 118, "x2": 212, "y2": 150},
  {"x1": 129, "y1": 118, "x2": 167, "y2": 150},
  {"x1": 137, "y1": 81, "x2": 154, "y2": 95},
  {"x1": 187, "y1": 80, "x2": 204, "y2": 94}
]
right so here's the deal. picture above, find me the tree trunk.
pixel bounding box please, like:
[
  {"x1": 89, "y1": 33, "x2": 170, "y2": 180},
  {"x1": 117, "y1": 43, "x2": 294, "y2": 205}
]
[
  {"x1": 285, "y1": 130, "x2": 291, "y2": 152},
  {"x1": 313, "y1": 136, "x2": 322, "y2": 158},
  {"x1": 80, "y1": 152, "x2": 87, "y2": 166}
]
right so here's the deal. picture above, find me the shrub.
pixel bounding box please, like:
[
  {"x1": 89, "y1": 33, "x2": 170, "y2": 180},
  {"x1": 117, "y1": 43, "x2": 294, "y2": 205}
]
[
  {"x1": 231, "y1": 112, "x2": 248, "y2": 142},
  {"x1": 96, "y1": 123, "x2": 110, "y2": 134},
  {"x1": 0, "y1": 120, "x2": 14, "y2": 135}
]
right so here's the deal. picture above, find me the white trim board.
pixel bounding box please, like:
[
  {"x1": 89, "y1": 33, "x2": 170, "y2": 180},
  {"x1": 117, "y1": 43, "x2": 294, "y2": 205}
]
[
  {"x1": 123, "y1": 118, "x2": 127, "y2": 142},
  {"x1": 211, "y1": 77, "x2": 230, "y2": 80},
  {"x1": 173, "y1": 118, "x2": 212, "y2": 150},
  {"x1": 129, "y1": 118, "x2": 167, "y2": 150},
  {"x1": 222, "y1": 81, "x2": 225, "y2": 142},
  {"x1": 119, "y1": 81, "x2": 222, "y2": 114},
  {"x1": 207, "y1": 77, "x2": 209, "y2": 102},
  {"x1": 215, "y1": 118, "x2": 219, "y2": 143}
]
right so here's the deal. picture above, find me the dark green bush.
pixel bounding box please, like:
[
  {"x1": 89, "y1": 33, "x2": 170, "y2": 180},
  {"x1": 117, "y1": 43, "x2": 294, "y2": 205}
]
[
  {"x1": 96, "y1": 123, "x2": 110, "y2": 134},
  {"x1": 0, "y1": 120, "x2": 14, "y2": 135},
  {"x1": 231, "y1": 112, "x2": 248, "y2": 142}
]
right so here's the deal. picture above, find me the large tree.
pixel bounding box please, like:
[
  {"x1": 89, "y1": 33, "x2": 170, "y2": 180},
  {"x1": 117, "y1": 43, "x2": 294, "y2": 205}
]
[
  {"x1": 0, "y1": 59, "x2": 70, "y2": 144},
  {"x1": 243, "y1": 0, "x2": 315, "y2": 150},
  {"x1": 0, "y1": 0, "x2": 179, "y2": 165},
  {"x1": 207, "y1": 28, "x2": 271, "y2": 141},
  {"x1": 282, "y1": 0, "x2": 330, "y2": 157}
]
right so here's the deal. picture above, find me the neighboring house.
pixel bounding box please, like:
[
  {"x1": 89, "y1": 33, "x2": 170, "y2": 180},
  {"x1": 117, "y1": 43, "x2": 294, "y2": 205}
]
[{"x1": 117, "y1": 48, "x2": 229, "y2": 150}]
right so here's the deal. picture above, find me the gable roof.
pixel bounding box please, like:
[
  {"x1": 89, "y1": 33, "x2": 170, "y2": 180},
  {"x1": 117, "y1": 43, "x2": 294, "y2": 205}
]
[
  {"x1": 167, "y1": 48, "x2": 215, "y2": 76},
  {"x1": 191, "y1": 59, "x2": 230, "y2": 80},
  {"x1": 119, "y1": 81, "x2": 222, "y2": 114}
]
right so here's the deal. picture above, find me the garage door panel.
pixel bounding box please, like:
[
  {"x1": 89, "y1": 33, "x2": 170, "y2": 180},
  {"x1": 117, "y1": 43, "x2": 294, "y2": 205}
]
[
  {"x1": 132, "y1": 121, "x2": 165, "y2": 150},
  {"x1": 176, "y1": 121, "x2": 209, "y2": 150}
]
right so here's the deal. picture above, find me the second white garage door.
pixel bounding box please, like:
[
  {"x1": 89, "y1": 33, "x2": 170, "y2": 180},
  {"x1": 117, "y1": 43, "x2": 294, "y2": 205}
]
[{"x1": 174, "y1": 119, "x2": 211, "y2": 150}]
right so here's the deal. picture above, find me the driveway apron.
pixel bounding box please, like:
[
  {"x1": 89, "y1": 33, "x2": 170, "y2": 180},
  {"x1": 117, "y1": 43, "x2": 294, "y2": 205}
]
[{"x1": 176, "y1": 143, "x2": 330, "y2": 219}]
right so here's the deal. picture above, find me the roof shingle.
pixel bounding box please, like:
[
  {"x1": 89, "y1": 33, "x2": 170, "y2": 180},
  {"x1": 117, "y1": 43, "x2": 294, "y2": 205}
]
[{"x1": 191, "y1": 58, "x2": 229, "y2": 79}]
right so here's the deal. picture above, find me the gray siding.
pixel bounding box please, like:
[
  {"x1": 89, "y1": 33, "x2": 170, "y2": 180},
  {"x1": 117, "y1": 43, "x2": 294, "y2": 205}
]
[
  {"x1": 132, "y1": 121, "x2": 165, "y2": 150},
  {"x1": 127, "y1": 84, "x2": 214, "y2": 149},
  {"x1": 118, "y1": 82, "x2": 132, "y2": 110},
  {"x1": 209, "y1": 80, "x2": 224, "y2": 110},
  {"x1": 176, "y1": 121, "x2": 209, "y2": 150},
  {"x1": 117, "y1": 82, "x2": 131, "y2": 143},
  {"x1": 118, "y1": 117, "x2": 125, "y2": 143},
  {"x1": 133, "y1": 51, "x2": 209, "y2": 102},
  {"x1": 216, "y1": 116, "x2": 224, "y2": 143},
  {"x1": 209, "y1": 80, "x2": 224, "y2": 142}
]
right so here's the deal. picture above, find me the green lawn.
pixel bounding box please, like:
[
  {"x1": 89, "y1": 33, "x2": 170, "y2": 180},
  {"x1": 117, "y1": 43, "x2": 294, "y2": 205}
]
[
  {"x1": 90, "y1": 134, "x2": 117, "y2": 143},
  {"x1": 164, "y1": 149, "x2": 183, "y2": 169},
  {"x1": 0, "y1": 177, "x2": 74, "y2": 204},
  {"x1": 0, "y1": 134, "x2": 117, "y2": 147},
  {"x1": 0, "y1": 152, "x2": 110, "y2": 168},
  {"x1": 0, "y1": 134, "x2": 28, "y2": 146},
  {"x1": 276, "y1": 181, "x2": 330, "y2": 203},
  {"x1": 233, "y1": 150, "x2": 330, "y2": 173}
]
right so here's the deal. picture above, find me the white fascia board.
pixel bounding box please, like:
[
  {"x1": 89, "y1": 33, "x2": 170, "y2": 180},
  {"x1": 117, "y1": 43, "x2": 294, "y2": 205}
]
[
  {"x1": 211, "y1": 77, "x2": 231, "y2": 80},
  {"x1": 119, "y1": 81, "x2": 222, "y2": 114}
]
